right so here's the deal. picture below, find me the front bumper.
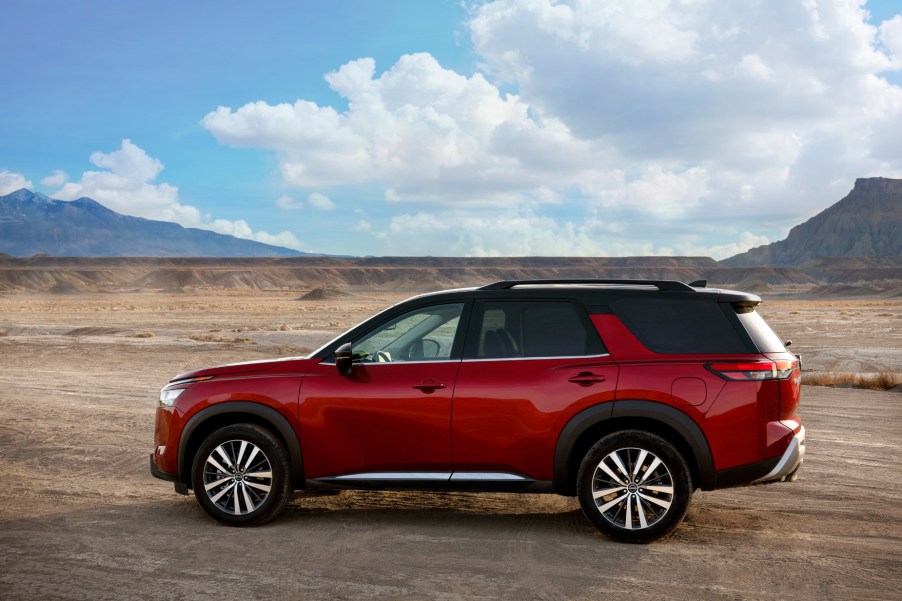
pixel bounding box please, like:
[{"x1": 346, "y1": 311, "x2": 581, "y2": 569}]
[
  {"x1": 150, "y1": 452, "x2": 178, "y2": 482},
  {"x1": 150, "y1": 453, "x2": 189, "y2": 495},
  {"x1": 753, "y1": 426, "x2": 806, "y2": 484}
]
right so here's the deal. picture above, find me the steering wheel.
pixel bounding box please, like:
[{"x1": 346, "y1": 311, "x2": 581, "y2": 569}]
[{"x1": 375, "y1": 350, "x2": 392, "y2": 363}]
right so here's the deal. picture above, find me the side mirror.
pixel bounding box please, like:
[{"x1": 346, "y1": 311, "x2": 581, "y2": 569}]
[{"x1": 335, "y1": 342, "x2": 353, "y2": 376}]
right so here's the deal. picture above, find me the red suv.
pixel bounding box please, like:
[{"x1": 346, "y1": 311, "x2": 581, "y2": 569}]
[{"x1": 151, "y1": 279, "x2": 804, "y2": 543}]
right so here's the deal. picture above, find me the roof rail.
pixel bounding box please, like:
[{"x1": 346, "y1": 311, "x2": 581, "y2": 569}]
[{"x1": 478, "y1": 279, "x2": 695, "y2": 292}]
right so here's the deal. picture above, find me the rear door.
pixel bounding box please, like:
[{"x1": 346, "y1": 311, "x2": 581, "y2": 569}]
[{"x1": 451, "y1": 300, "x2": 618, "y2": 483}]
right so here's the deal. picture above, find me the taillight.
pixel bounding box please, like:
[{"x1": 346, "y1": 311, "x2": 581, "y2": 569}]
[{"x1": 706, "y1": 360, "x2": 796, "y2": 381}]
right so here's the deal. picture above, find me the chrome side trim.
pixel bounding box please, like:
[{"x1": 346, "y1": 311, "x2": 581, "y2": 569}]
[
  {"x1": 333, "y1": 472, "x2": 451, "y2": 480},
  {"x1": 753, "y1": 426, "x2": 806, "y2": 484},
  {"x1": 450, "y1": 472, "x2": 528, "y2": 481},
  {"x1": 329, "y1": 471, "x2": 531, "y2": 481}
]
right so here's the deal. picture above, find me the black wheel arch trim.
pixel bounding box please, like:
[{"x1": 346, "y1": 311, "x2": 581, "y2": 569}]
[
  {"x1": 553, "y1": 402, "x2": 613, "y2": 493},
  {"x1": 553, "y1": 400, "x2": 715, "y2": 493},
  {"x1": 178, "y1": 402, "x2": 304, "y2": 489}
]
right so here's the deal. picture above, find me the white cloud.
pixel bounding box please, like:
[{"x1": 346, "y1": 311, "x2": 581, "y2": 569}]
[
  {"x1": 275, "y1": 195, "x2": 303, "y2": 209},
  {"x1": 588, "y1": 166, "x2": 712, "y2": 218},
  {"x1": 0, "y1": 170, "x2": 33, "y2": 195},
  {"x1": 53, "y1": 139, "x2": 305, "y2": 251},
  {"x1": 667, "y1": 232, "x2": 772, "y2": 259},
  {"x1": 307, "y1": 192, "x2": 336, "y2": 210},
  {"x1": 53, "y1": 139, "x2": 200, "y2": 225},
  {"x1": 468, "y1": 0, "x2": 902, "y2": 215},
  {"x1": 352, "y1": 219, "x2": 372, "y2": 232},
  {"x1": 371, "y1": 208, "x2": 762, "y2": 259},
  {"x1": 40, "y1": 169, "x2": 68, "y2": 188},
  {"x1": 203, "y1": 52, "x2": 617, "y2": 208},
  {"x1": 275, "y1": 192, "x2": 335, "y2": 211},
  {"x1": 880, "y1": 15, "x2": 902, "y2": 67},
  {"x1": 200, "y1": 0, "x2": 902, "y2": 257},
  {"x1": 208, "y1": 218, "x2": 303, "y2": 249}
]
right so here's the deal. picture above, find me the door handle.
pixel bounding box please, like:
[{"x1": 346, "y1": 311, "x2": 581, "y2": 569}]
[
  {"x1": 412, "y1": 379, "x2": 446, "y2": 393},
  {"x1": 568, "y1": 372, "x2": 606, "y2": 387}
]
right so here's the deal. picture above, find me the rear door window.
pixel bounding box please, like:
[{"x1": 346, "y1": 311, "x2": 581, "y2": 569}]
[{"x1": 474, "y1": 301, "x2": 605, "y2": 359}]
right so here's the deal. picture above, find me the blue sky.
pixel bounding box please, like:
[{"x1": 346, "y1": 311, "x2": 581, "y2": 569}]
[{"x1": 2, "y1": 0, "x2": 901, "y2": 257}]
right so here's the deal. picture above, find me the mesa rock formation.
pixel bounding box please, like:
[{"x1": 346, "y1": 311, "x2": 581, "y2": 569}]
[{"x1": 724, "y1": 177, "x2": 902, "y2": 267}]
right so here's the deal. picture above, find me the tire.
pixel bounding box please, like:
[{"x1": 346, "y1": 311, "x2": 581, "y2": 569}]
[
  {"x1": 191, "y1": 423, "x2": 292, "y2": 526},
  {"x1": 577, "y1": 430, "x2": 693, "y2": 543}
]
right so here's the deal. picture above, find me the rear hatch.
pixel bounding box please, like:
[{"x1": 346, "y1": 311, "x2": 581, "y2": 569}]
[{"x1": 732, "y1": 305, "x2": 801, "y2": 423}]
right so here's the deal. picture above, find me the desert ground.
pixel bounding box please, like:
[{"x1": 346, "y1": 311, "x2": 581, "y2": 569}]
[{"x1": 1, "y1": 290, "x2": 900, "y2": 600}]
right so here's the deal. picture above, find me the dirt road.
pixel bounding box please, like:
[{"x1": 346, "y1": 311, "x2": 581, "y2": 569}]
[{"x1": 1, "y1": 294, "x2": 900, "y2": 600}]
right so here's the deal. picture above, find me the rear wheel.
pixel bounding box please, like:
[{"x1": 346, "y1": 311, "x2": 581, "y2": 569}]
[
  {"x1": 577, "y1": 430, "x2": 692, "y2": 543},
  {"x1": 191, "y1": 424, "x2": 292, "y2": 526}
]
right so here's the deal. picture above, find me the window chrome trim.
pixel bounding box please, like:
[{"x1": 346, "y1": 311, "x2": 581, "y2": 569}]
[
  {"x1": 462, "y1": 353, "x2": 611, "y2": 363},
  {"x1": 319, "y1": 359, "x2": 462, "y2": 366},
  {"x1": 321, "y1": 354, "x2": 611, "y2": 366}
]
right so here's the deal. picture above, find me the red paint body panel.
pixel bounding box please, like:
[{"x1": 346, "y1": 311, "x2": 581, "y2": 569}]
[
  {"x1": 298, "y1": 360, "x2": 460, "y2": 478},
  {"x1": 153, "y1": 406, "x2": 181, "y2": 474},
  {"x1": 153, "y1": 357, "x2": 313, "y2": 477},
  {"x1": 452, "y1": 357, "x2": 618, "y2": 480},
  {"x1": 592, "y1": 312, "x2": 800, "y2": 470}
]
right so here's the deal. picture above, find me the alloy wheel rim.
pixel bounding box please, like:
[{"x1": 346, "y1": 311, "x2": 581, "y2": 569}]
[
  {"x1": 591, "y1": 447, "x2": 674, "y2": 530},
  {"x1": 203, "y1": 439, "x2": 273, "y2": 515}
]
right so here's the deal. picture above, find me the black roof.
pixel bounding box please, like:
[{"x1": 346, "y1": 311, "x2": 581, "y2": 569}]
[{"x1": 414, "y1": 279, "x2": 761, "y2": 305}]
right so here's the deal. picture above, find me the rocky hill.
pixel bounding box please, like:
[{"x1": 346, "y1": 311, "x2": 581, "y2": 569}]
[
  {"x1": 0, "y1": 255, "x2": 818, "y2": 294},
  {"x1": 723, "y1": 177, "x2": 902, "y2": 267},
  {"x1": 0, "y1": 189, "x2": 309, "y2": 257}
]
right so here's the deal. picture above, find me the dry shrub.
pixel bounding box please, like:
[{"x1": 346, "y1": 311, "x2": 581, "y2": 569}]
[
  {"x1": 189, "y1": 334, "x2": 254, "y2": 344},
  {"x1": 802, "y1": 371, "x2": 902, "y2": 391},
  {"x1": 131, "y1": 331, "x2": 155, "y2": 338}
]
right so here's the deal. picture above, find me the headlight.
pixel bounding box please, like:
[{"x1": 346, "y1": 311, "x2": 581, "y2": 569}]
[
  {"x1": 159, "y1": 387, "x2": 186, "y2": 407},
  {"x1": 159, "y1": 375, "x2": 214, "y2": 407}
]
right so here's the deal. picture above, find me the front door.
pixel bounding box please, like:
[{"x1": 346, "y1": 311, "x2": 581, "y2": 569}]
[{"x1": 299, "y1": 302, "x2": 467, "y2": 480}]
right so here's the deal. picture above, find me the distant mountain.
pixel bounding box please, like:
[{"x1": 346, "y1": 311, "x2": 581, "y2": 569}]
[
  {"x1": 0, "y1": 189, "x2": 311, "y2": 257},
  {"x1": 723, "y1": 177, "x2": 902, "y2": 267}
]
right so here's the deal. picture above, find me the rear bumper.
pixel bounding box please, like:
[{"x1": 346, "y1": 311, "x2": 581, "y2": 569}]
[{"x1": 753, "y1": 425, "x2": 806, "y2": 484}]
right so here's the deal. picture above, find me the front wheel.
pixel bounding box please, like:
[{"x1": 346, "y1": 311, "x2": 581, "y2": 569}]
[
  {"x1": 577, "y1": 430, "x2": 692, "y2": 543},
  {"x1": 191, "y1": 424, "x2": 292, "y2": 526}
]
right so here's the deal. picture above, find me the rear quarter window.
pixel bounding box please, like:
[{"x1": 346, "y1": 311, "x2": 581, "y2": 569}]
[
  {"x1": 611, "y1": 299, "x2": 751, "y2": 354},
  {"x1": 734, "y1": 307, "x2": 787, "y2": 353}
]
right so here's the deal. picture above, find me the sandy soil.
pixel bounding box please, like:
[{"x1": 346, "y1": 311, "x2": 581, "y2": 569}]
[{"x1": 1, "y1": 292, "x2": 900, "y2": 600}]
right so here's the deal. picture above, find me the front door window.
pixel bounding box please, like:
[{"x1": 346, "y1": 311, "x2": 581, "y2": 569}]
[{"x1": 353, "y1": 303, "x2": 464, "y2": 363}]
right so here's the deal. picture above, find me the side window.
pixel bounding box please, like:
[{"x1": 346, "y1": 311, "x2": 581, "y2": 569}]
[
  {"x1": 476, "y1": 301, "x2": 604, "y2": 359},
  {"x1": 352, "y1": 303, "x2": 464, "y2": 363},
  {"x1": 610, "y1": 299, "x2": 751, "y2": 354}
]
